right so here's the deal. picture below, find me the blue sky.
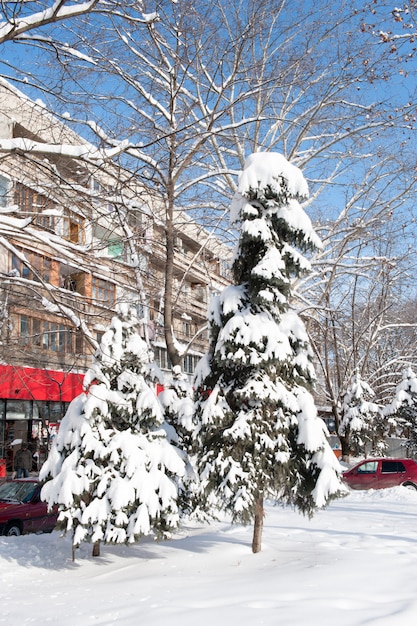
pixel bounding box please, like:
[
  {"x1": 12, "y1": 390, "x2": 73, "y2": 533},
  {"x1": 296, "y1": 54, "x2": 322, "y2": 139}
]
[{"x1": 1, "y1": 0, "x2": 416, "y2": 249}]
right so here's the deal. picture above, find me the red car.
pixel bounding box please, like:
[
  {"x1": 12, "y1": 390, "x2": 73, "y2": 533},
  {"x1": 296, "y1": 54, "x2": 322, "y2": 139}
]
[
  {"x1": 0, "y1": 479, "x2": 57, "y2": 536},
  {"x1": 342, "y1": 458, "x2": 417, "y2": 491}
]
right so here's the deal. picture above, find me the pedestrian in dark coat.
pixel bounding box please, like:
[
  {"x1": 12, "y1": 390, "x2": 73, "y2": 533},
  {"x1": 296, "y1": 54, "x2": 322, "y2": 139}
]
[{"x1": 14, "y1": 444, "x2": 32, "y2": 478}]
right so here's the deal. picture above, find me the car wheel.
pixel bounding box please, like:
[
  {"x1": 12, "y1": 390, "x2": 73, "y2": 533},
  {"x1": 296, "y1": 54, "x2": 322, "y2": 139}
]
[
  {"x1": 402, "y1": 481, "x2": 417, "y2": 490},
  {"x1": 5, "y1": 523, "x2": 22, "y2": 536}
]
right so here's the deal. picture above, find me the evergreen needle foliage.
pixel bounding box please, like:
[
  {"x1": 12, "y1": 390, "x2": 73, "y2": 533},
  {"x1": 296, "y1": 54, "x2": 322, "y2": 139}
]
[
  {"x1": 192, "y1": 153, "x2": 345, "y2": 545},
  {"x1": 41, "y1": 305, "x2": 189, "y2": 552}
]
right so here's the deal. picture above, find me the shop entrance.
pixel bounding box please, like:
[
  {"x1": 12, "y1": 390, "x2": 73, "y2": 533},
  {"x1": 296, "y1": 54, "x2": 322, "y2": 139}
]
[{"x1": 0, "y1": 399, "x2": 68, "y2": 474}]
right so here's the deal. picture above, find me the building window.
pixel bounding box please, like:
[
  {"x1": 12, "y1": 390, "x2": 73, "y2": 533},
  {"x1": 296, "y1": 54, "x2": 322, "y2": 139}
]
[
  {"x1": 20, "y1": 315, "x2": 30, "y2": 345},
  {"x1": 62, "y1": 209, "x2": 84, "y2": 244},
  {"x1": 62, "y1": 271, "x2": 86, "y2": 295},
  {"x1": 41, "y1": 321, "x2": 49, "y2": 350},
  {"x1": 19, "y1": 315, "x2": 76, "y2": 353},
  {"x1": 154, "y1": 347, "x2": 171, "y2": 371},
  {"x1": 11, "y1": 249, "x2": 51, "y2": 283},
  {"x1": 75, "y1": 329, "x2": 84, "y2": 354},
  {"x1": 32, "y1": 319, "x2": 41, "y2": 347},
  {"x1": 92, "y1": 277, "x2": 115, "y2": 308},
  {"x1": 32, "y1": 253, "x2": 51, "y2": 282},
  {"x1": 0, "y1": 174, "x2": 9, "y2": 207},
  {"x1": 108, "y1": 240, "x2": 123, "y2": 258},
  {"x1": 191, "y1": 283, "x2": 206, "y2": 303},
  {"x1": 4, "y1": 399, "x2": 32, "y2": 420},
  {"x1": 91, "y1": 178, "x2": 102, "y2": 192},
  {"x1": 14, "y1": 183, "x2": 56, "y2": 232},
  {"x1": 220, "y1": 259, "x2": 231, "y2": 278},
  {"x1": 182, "y1": 320, "x2": 192, "y2": 338},
  {"x1": 128, "y1": 210, "x2": 143, "y2": 232},
  {"x1": 183, "y1": 354, "x2": 198, "y2": 375}
]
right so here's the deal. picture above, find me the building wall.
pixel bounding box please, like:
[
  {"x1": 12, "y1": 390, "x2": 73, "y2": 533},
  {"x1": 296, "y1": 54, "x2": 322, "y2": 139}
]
[{"x1": 0, "y1": 80, "x2": 232, "y2": 470}]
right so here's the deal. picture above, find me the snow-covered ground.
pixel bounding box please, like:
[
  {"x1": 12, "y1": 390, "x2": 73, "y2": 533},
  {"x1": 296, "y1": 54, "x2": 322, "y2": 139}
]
[{"x1": 1, "y1": 487, "x2": 416, "y2": 625}]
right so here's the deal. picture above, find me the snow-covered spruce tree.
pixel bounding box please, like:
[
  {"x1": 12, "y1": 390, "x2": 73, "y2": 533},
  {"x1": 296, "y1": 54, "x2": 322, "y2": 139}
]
[
  {"x1": 40, "y1": 304, "x2": 189, "y2": 557},
  {"x1": 338, "y1": 372, "x2": 381, "y2": 459},
  {"x1": 158, "y1": 365, "x2": 196, "y2": 514},
  {"x1": 192, "y1": 152, "x2": 346, "y2": 553},
  {"x1": 384, "y1": 368, "x2": 417, "y2": 456},
  {"x1": 158, "y1": 365, "x2": 195, "y2": 451}
]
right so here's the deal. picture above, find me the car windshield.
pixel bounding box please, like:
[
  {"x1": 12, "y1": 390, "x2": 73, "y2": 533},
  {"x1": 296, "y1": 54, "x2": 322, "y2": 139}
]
[
  {"x1": 356, "y1": 461, "x2": 378, "y2": 474},
  {"x1": 0, "y1": 481, "x2": 37, "y2": 503}
]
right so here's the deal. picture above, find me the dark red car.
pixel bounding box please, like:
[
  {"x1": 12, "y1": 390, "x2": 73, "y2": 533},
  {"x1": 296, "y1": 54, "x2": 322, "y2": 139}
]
[
  {"x1": 0, "y1": 479, "x2": 57, "y2": 536},
  {"x1": 342, "y1": 458, "x2": 417, "y2": 491}
]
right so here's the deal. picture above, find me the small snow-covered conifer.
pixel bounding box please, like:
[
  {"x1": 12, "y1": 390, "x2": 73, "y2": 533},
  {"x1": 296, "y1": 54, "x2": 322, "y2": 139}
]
[
  {"x1": 338, "y1": 372, "x2": 381, "y2": 457},
  {"x1": 158, "y1": 365, "x2": 196, "y2": 512},
  {"x1": 384, "y1": 367, "x2": 417, "y2": 455},
  {"x1": 40, "y1": 304, "x2": 189, "y2": 554},
  {"x1": 158, "y1": 365, "x2": 195, "y2": 449},
  {"x1": 192, "y1": 152, "x2": 345, "y2": 553}
]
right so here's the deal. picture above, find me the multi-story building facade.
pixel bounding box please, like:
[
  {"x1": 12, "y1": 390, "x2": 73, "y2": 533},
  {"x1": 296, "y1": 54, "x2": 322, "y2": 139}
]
[{"x1": 0, "y1": 79, "x2": 231, "y2": 472}]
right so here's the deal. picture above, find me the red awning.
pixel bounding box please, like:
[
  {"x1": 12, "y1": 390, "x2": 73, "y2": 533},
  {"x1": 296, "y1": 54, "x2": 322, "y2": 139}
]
[{"x1": 0, "y1": 364, "x2": 84, "y2": 402}]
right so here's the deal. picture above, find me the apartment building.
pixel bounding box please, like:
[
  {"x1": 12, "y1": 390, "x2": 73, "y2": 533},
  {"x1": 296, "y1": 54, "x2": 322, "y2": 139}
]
[{"x1": 0, "y1": 79, "x2": 231, "y2": 472}]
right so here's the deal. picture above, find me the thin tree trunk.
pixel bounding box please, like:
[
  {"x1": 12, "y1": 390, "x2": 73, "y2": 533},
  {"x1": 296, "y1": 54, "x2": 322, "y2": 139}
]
[
  {"x1": 252, "y1": 495, "x2": 264, "y2": 554},
  {"x1": 164, "y1": 178, "x2": 181, "y2": 368},
  {"x1": 92, "y1": 540, "x2": 100, "y2": 557},
  {"x1": 340, "y1": 433, "x2": 351, "y2": 462}
]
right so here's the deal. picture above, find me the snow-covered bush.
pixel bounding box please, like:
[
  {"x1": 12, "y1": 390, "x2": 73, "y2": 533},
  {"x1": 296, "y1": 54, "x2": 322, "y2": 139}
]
[
  {"x1": 192, "y1": 152, "x2": 346, "y2": 552},
  {"x1": 41, "y1": 304, "x2": 190, "y2": 553}
]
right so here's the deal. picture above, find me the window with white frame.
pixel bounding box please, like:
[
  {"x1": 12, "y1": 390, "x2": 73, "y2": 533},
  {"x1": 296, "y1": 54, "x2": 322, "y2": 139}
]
[
  {"x1": 154, "y1": 347, "x2": 171, "y2": 371},
  {"x1": 183, "y1": 354, "x2": 199, "y2": 374}
]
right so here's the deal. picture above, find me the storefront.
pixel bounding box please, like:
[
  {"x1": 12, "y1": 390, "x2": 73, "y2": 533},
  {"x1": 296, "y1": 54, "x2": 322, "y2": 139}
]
[{"x1": 0, "y1": 365, "x2": 84, "y2": 474}]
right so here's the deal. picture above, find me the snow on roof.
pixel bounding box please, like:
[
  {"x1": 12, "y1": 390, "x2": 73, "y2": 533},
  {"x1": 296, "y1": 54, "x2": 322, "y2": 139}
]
[{"x1": 0, "y1": 77, "x2": 90, "y2": 147}]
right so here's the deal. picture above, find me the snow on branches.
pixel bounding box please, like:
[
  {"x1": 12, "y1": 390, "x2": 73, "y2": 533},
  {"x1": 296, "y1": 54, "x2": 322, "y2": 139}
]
[
  {"x1": 338, "y1": 372, "x2": 382, "y2": 457},
  {"x1": 384, "y1": 367, "x2": 417, "y2": 455},
  {"x1": 192, "y1": 152, "x2": 346, "y2": 551},
  {"x1": 41, "y1": 304, "x2": 190, "y2": 551}
]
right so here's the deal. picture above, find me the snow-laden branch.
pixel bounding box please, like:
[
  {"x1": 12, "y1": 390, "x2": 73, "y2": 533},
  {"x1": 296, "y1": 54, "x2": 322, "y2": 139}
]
[{"x1": 0, "y1": 1, "x2": 99, "y2": 44}]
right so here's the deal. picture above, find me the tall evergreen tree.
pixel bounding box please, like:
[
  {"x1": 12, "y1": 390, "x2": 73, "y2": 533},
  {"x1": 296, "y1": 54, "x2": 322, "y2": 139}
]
[
  {"x1": 384, "y1": 367, "x2": 417, "y2": 456},
  {"x1": 192, "y1": 152, "x2": 345, "y2": 553},
  {"x1": 41, "y1": 304, "x2": 189, "y2": 556}
]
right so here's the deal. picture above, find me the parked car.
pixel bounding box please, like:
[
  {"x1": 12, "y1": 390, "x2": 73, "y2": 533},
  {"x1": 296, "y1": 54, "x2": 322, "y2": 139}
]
[
  {"x1": 342, "y1": 458, "x2": 417, "y2": 491},
  {"x1": 0, "y1": 479, "x2": 57, "y2": 536}
]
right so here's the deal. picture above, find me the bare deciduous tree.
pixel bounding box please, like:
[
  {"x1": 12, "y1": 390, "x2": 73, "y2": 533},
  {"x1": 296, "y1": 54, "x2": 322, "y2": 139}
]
[{"x1": 1, "y1": 0, "x2": 417, "y2": 392}]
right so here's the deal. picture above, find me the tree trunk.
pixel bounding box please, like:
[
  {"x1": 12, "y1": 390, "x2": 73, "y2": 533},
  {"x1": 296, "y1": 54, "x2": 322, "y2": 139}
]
[
  {"x1": 252, "y1": 495, "x2": 264, "y2": 554},
  {"x1": 164, "y1": 175, "x2": 181, "y2": 368},
  {"x1": 92, "y1": 540, "x2": 100, "y2": 557},
  {"x1": 340, "y1": 433, "x2": 351, "y2": 462}
]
